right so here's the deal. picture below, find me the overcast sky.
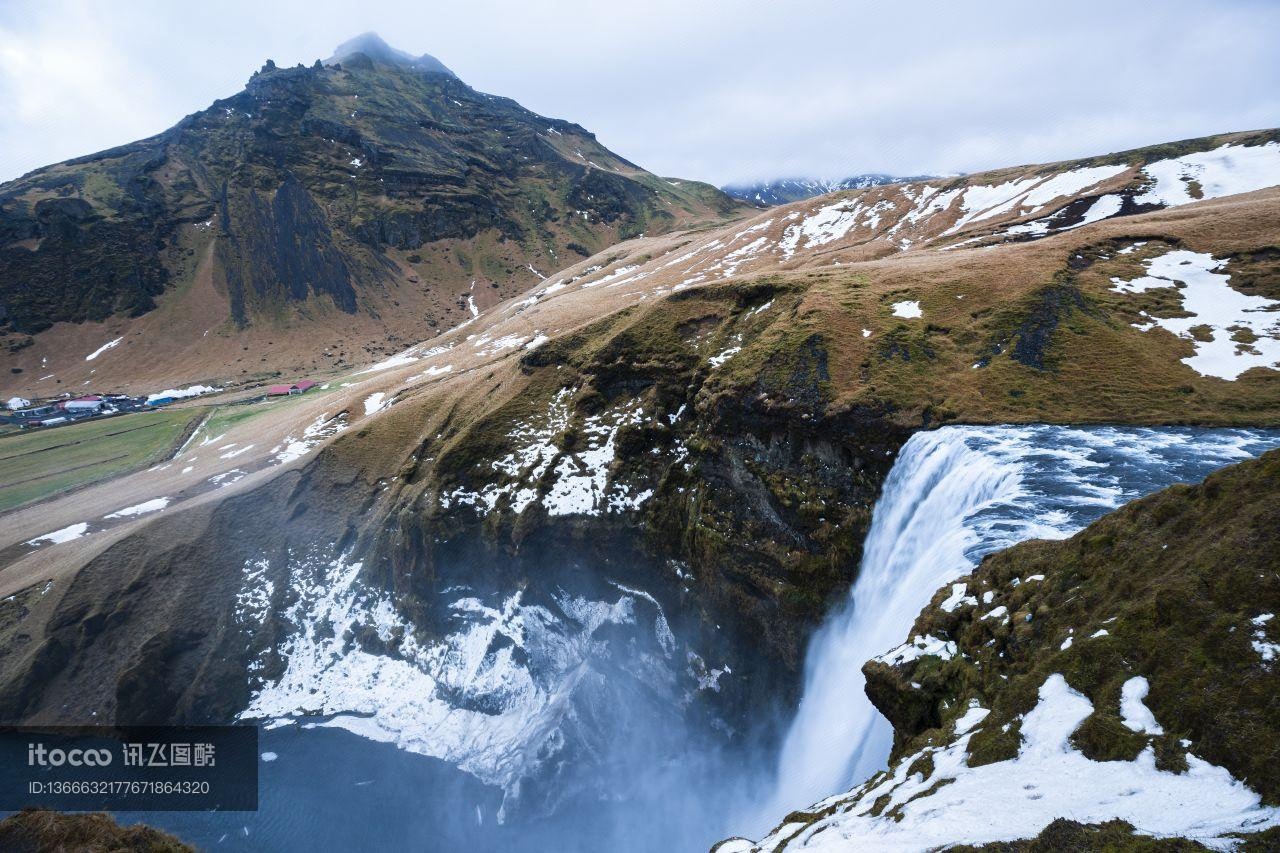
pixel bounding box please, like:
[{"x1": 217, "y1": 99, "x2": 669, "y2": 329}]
[{"x1": 1, "y1": 0, "x2": 1278, "y2": 186}]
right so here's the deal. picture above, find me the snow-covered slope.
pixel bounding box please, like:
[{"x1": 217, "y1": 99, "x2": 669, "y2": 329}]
[
  {"x1": 728, "y1": 673, "x2": 1278, "y2": 852},
  {"x1": 237, "y1": 548, "x2": 706, "y2": 815},
  {"x1": 470, "y1": 134, "x2": 1280, "y2": 333},
  {"x1": 695, "y1": 133, "x2": 1280, "y2": 276}
]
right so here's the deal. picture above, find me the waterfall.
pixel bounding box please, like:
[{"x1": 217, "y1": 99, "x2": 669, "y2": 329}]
[{"x1": 767, "y1": 424, "x2": 1280, "y2": 817}]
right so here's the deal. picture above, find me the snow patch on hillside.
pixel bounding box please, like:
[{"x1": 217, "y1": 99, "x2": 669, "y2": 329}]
[
  {"x1": 945, "y1": 165, "x2": 1126, "y2": 235},
  {"x1": 358, "y1": 352, "x2": 419, "y2": 373},
  {"x1": 104, "y1": 498, "x2": 170, "y2": 519},
  {"x1": 709, "y1": 333, "x2": 744, "y2": 367},
  {"x1": 946, "y1": 177, "x2": 1041, "y2": 233},
  {"x1": 209, "y1": 469, "x2": 247, "y2": 487},
  {"x1": 272, "y1": 412, "x2": 349, "y2": 465},
  {"x1": 1111, "y1": 249, "x2": 1280, "y2": 380},
  {"x1": 543, "y1": 401, "x2": 645, "y2": 516},
  {"x1": 872, "y1": 634, "x2": 956, "y2": 666},
  {"x1": 581, "y1": 263, "x2": 640, "y2": 289},
  {"x1": 1136, "y1": 142, "x2": 1280, "y2": 207},
  {"x1": 940, "y1": 582, "x2": 977, "y2": 612},
  {"x1": 1020, "y1": 165, "x2": 1128, "y2": 210},
  {"x1": 1252, "y1": 613, "x2": 1278, "y2": 663},
  {"x1": 747, "y1": 673, "x2": 1280, "y2": 851},
  {"x1": 1120, "y1": 676, "x2": 1164, "y2": 735},
  {"x1": 441, "y1": 387, "x2": 575, "y2": 514},
  {"x1": 892, "y1": 185, "x2": 961, "y2": 232},
  {"x1": 84, "y1": 337, "x2": 123, "y2": 361},
  {"x1": 1006, "y1": 193, "x2": 1125, "y2": 238},
  {"x1": 26, "y1": 522, "x2": 89, "y2": 546},
  {"x1": 779, "y1": 199, "x2": 896, "y2": 258},
  {"x1": 441, "y1": 391, "x2": 657, "y2": 517}
]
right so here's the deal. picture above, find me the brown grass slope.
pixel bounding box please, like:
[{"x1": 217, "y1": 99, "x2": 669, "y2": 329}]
[{"x1": 0, "y1": 808, "x2": 192, "y2": 853}]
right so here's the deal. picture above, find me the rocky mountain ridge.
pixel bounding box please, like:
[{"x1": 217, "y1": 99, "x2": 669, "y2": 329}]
[{"x1": 0, "y1": 34, "x2": 741, "y2": 397}]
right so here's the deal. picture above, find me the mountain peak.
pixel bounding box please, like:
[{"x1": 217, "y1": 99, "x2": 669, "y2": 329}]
[{"x1": 325, "y1": 32, "x2": 455, "y2": 77}]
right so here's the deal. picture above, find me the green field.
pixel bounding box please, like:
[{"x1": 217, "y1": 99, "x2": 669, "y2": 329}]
[{"x1": 0, "y1": 409, "x2": 204, "y2": 512}]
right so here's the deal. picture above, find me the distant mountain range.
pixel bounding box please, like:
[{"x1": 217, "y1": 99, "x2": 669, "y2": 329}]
[{"x1": 721, "y1": 174, "x2": 936, "y2": 206}]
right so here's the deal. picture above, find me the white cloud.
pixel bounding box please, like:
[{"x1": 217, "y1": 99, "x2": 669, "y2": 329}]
[{"x1": 1, "y1": 0, "x2": 1277, "y2": 185}]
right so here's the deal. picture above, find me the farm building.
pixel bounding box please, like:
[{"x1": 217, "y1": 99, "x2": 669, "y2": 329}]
[
  {"x1": 60, "y1": 396, "x2": 109, "y2": 413},
  {"x1": 2, "y1": 394, "x2": 142, "y2": 428},
  {"x1": 2, "y1": 403, "x2": 59, "y2": 425},
  {"x1": 267, "y1": 381, "x2": 318, "y2": 396}
]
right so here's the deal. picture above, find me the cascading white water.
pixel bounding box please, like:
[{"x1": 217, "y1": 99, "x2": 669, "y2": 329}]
[{"x1": 767, "y1": 424, "x2": 1280, "y2": 817}]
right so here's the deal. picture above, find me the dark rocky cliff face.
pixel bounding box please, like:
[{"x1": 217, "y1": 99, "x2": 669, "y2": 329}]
[
  {"x1": 0, "y1": 175, "x2": 170, "y2": 331},
  {"x1": 216, "y1": 174, "x2": 358, "y2": 323}
]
